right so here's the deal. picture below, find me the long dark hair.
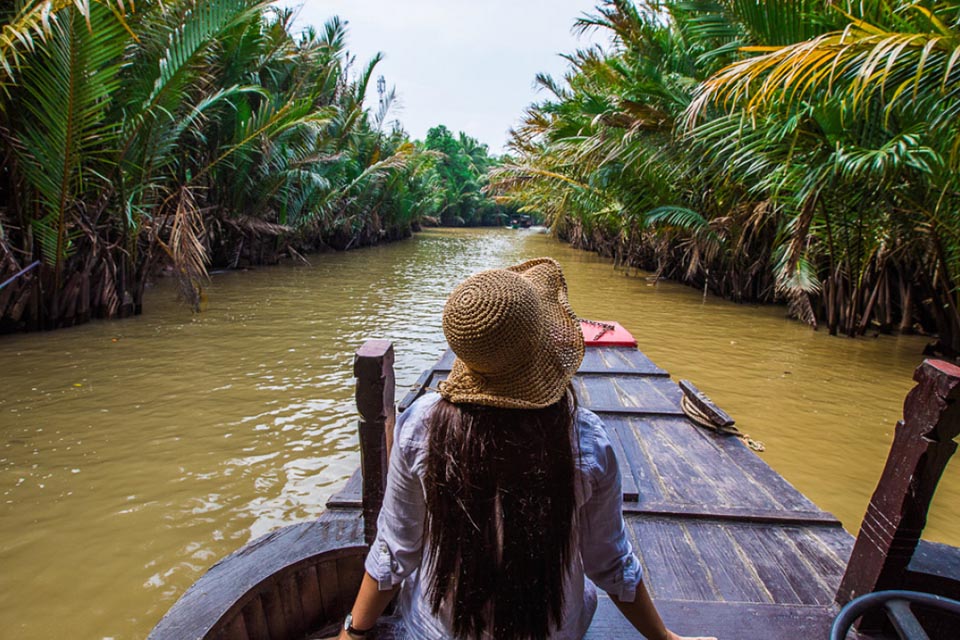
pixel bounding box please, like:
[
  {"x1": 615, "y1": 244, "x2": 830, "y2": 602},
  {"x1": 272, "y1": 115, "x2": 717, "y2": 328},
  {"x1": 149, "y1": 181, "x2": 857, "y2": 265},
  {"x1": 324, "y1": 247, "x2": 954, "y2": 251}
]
[{"x1": 423, "y1": 388, "x2": 578, "y2": 640}]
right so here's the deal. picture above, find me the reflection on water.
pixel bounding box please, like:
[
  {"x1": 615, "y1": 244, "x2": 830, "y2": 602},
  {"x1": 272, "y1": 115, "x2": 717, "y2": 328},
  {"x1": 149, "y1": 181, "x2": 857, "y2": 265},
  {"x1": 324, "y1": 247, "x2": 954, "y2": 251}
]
[{"x1": 0, "y1": 228, "x2": 955, "y2": 639}]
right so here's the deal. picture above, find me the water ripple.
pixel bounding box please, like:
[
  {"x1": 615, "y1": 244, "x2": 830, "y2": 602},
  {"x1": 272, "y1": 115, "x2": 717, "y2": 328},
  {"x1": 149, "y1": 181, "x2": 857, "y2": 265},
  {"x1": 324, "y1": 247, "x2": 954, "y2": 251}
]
[{"x1": 0, "y1": 228, "x2": 954, "y2": 640}]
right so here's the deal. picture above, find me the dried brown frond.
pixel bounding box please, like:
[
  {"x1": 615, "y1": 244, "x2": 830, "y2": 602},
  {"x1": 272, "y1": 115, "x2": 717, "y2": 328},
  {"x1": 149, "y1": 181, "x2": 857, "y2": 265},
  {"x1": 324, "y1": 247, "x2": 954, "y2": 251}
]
[
  {"x1": 167, "y1": 187, "x2": 209, "y2": 311},
  {"x1": 227, "y1": 216, "x2": 291, "y2": 236},
  {"x1": 788, "y1": 290, "x2": 818, "y2": 328}
]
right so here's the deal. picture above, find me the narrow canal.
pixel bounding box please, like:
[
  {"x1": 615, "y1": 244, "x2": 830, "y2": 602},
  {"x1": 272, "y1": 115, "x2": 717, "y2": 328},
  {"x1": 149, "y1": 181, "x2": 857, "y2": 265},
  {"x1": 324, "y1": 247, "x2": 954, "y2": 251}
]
[{"x1": 1, "y1": 228, "x2": 956, "y2": 640}]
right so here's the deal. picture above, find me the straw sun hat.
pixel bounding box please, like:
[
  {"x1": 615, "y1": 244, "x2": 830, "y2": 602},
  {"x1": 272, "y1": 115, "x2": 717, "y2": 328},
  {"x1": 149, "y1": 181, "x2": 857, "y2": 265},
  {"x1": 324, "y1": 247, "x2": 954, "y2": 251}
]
[{"x1": 438, "y1": 257, "x2": 585, "y2": 409}]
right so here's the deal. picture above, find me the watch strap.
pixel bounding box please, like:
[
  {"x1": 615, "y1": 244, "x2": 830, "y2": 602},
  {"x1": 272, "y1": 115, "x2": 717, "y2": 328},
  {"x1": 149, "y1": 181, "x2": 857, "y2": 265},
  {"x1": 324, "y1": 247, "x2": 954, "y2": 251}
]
[{"x1": 344, "y1": 613, "x2": 370, "y2": 637}]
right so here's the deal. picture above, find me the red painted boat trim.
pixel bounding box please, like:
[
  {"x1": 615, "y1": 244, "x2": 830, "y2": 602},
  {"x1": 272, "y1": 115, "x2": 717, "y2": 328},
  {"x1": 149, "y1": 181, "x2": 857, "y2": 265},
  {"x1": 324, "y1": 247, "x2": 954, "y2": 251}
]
[{"x1": 579, "y1": 320, "x2": 637, "y2": 347}]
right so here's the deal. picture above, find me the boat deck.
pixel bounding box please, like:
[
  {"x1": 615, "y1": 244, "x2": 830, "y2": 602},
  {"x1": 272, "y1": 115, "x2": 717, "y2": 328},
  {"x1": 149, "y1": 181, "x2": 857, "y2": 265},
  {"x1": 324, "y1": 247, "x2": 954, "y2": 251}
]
[{"x1": 325, "y1": 345, "x2": 855, "y2": 639}]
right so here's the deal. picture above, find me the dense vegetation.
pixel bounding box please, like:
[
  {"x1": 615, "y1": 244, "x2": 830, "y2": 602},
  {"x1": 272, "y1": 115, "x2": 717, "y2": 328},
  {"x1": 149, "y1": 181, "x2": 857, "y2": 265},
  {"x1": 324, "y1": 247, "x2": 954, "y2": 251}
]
[
  {"x1": 493, "y1": 0, "x2": 960, "y2": 354},
  {"x1": 0, "y1": 1, "x2": 506, "y2": 334},
  {"x1": 421, "y1": 125, "x2": 520, "y2": 226}
]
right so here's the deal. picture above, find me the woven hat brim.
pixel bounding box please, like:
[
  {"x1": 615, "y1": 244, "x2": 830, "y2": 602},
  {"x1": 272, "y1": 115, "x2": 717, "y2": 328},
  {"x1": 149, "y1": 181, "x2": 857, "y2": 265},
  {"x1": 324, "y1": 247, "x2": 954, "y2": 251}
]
[{"x1": 439, "y1": 258, "x2": 585, "y2": 409}]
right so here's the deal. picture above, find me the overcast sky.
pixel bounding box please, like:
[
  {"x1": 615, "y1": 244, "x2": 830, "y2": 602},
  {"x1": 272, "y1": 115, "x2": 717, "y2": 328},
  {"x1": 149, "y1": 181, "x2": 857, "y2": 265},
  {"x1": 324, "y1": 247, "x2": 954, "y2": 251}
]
[{"x1": 280, "y1": 1, "x2": 608, "y2": 153}]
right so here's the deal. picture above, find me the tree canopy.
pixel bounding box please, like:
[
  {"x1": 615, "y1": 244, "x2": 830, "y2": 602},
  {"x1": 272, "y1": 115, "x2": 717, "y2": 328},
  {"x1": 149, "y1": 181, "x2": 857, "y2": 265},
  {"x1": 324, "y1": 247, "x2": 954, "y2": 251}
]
[
  {"x1": 420, "y1": 125, "x2": 517, "y2": 226},
  {"x1": 492, "y1": 0, "x2": 960, "y2": 353},
  {"x1": 0, "y1": 1, "x2": 475, "y2": 332}
]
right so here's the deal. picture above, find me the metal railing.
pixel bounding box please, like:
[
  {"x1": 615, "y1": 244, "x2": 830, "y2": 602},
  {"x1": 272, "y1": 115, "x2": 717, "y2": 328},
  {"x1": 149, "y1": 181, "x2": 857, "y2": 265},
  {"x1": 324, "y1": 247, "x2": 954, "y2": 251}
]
[{"x1": 830, "y1": 590, "x2": 960, "y2": 640}]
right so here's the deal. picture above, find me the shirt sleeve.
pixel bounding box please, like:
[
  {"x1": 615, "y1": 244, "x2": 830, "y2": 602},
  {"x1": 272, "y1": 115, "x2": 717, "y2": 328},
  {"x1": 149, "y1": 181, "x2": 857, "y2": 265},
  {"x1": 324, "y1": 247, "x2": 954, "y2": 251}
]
[
  {"x1": 363, "y1": 400, "x2": 428, "y2": 590},
  {"x1": 578, "y1": 413, "x2": 643, "y2": 602}
]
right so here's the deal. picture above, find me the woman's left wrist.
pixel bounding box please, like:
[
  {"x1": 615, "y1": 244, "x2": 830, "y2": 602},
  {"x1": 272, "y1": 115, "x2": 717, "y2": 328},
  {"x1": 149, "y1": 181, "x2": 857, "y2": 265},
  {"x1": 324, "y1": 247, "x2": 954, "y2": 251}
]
[{"x1": 343, "y1": 612, "x2": 371, "y2": 638}]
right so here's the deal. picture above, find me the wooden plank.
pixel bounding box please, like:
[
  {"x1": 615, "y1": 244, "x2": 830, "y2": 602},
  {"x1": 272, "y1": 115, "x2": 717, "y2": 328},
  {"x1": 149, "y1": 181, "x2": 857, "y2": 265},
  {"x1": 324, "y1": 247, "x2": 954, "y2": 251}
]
[
  {"x1": 576, "y1": 375, "x2": 682, "y2": 414},
  {"x1": 336, "y1": 556, "x2": 365, "y2": 611},
  {"x1": 628, "y1": 415, "x2": 741, "y2": 508},
  {"x1": 241, "y1": 596, "x2": 270, "y2": 640},
  {"x1": 782, "y1": 527, "x2": 851, "y2": 588},
  {"x1": 630, "y1": 518, "x2": 717, "y2": 602},
  {"x1": 583, "y1": 596, "x2": 841, "y2": 640},
  {"x1": 576, "y1": 374, "x2": 627, "y2": 409},
  {"x1": 585, "y1": 405, "x2": 685, "y2": 417},
  {"x1": 623, "y1": 415, "x2": 823, "y2": 515},
  {"x1": 317, "y1": 558, "x2": 344, "y2": 625},
  {"x1": 733, "y1": 527, "x2": 804, "y2": 605},
  {"x1": 577, "y1": 367, "x2": 670, "y2": 377},
  {"x1": 763, "y1": 527, "x2": 840, "y2": 605},
  {"x1": 906, "y1": 540, "x2": 960, "y2": 601},
  {"x1": 604, "y1": 417, "x2": 652, "y2": 503},
  {"x1": 605, "y1": 415, "x2": 667, "y2": 505},
  {"x1": 218, "y1": 612, "x2": 248, "y2": 640},
  {"x1": 148, "y1": 517, "x2": 365, "y2": 640},
  {"x1": 261, "y1": 582, "x2": 291, "y2": 640},
  {"x1": 838, "y1": 359, "x2": 960, "y2": 606},
  {"x1": 436, "y1": 348, "x2": 456, "y2": 370},
  {"x1": 398, "y1": 367, "x2": 434, "y2": 412},
  {"x1": 604, "y1": 422, "x2": 639, "y2": 502},
  {"x1": 297, "y1": 565, "x2": 325, "y2": 634},
  {"x1": 581, "y1": 346, "x2": 668, "y2": 376},
  {"x1": 278, "y1": 574, "x2": 305, "y2": 636},
  {"x1": 623, "y1": 502, "x2": 841, "y2": 526},
  {"x1": 326, "y1": 469, "x2": 362, "y2": 509},
  {"x1": 678, "y1": 379, "x2": 735, "y2": 429},
  {"x1": 807, "y1": 525, "x2": 855, "y2": 570},
  {"x1": 708, "y1": 431, "x2": 822, "y2": 513},
  {"x1": 681, "y1": 523, "x2": 775, "y2": 603},
  {"x1": 628, "y1": 417, "x2": 727, "y2": 508},
  {"x1": 609, "y1": 375, "x2": 683, "y2": 411},
  {"x1": 354, "y1": 340, "x2": 396, "y2": 548},
  {"x1": 909, "y1": 540, "x2": 960, "y2": 584}
]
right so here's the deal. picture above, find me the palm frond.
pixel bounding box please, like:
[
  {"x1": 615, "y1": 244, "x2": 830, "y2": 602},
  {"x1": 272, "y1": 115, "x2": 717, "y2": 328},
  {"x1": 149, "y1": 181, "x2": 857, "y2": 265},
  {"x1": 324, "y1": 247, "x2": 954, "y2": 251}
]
[{"x1": 14, "y1": 3, "x2": 126, "y2": 279}]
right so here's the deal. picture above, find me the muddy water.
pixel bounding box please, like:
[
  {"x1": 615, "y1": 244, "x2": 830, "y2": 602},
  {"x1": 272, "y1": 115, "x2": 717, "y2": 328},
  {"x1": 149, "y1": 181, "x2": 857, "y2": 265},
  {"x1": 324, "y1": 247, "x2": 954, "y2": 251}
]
[{"x1": 0, "y1": 228, "x2": 955, "y2": 639}]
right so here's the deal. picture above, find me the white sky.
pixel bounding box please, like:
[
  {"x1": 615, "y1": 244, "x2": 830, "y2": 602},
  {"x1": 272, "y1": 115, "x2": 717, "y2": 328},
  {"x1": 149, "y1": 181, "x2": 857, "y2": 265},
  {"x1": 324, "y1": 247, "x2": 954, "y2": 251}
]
[{"x1": 280, "y1": 1, "x2": 608, "y2": 153}]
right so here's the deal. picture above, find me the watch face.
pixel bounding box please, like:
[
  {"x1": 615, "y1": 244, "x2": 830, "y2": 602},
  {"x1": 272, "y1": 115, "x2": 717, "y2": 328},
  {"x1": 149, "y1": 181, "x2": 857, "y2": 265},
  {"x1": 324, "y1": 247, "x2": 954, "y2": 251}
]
[{"x1": 344, "y1": 612, "x2": 367, "y2": 638}]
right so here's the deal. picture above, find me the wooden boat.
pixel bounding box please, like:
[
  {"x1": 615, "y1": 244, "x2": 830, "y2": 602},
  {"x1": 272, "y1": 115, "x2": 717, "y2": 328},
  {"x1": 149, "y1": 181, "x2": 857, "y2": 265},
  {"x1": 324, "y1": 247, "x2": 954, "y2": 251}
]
[{"x1": 148, "y1": 322, "x2": 960, "y2": 639}]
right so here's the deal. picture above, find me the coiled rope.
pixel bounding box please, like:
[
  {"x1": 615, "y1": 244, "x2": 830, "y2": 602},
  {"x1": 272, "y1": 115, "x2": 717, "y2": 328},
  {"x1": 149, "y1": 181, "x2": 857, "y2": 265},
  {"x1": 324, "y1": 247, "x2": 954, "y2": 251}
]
[{"x1": 680, "y1": 393, "x2": 765, "y2": 452}]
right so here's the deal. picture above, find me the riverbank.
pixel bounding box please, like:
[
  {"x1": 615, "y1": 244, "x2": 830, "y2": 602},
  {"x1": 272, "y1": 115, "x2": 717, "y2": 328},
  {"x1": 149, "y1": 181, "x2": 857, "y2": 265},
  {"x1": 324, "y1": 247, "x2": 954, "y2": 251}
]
[
  {"x1": 556, "y1": 220, "x2": 957, "y2": 359},
  {"x1": 0, "y1": 228, "x2": 955, "y2": 640},
  {"x1": 0, "y1": 220, "x2": 415, "y2": 335},
  {"x1": 490, "y1": 2, "x2": 960, "y2": 357}
]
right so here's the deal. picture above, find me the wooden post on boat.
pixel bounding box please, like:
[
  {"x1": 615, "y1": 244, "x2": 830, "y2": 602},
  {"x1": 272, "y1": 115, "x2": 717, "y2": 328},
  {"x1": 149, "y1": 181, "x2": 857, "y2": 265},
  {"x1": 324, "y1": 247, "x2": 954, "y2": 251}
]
[
  {"x1": 836, "y1": 359, "x2": 960, "y2": 608},
  {"x1": 354, "y1": 340, "x2": 396, "y2": 548}
]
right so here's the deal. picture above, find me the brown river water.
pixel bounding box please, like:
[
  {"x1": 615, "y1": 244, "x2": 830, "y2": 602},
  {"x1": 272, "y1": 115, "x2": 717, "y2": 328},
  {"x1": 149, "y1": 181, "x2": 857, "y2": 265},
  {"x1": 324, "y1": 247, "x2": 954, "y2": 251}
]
[{"x1": 1, "y1": 228, "x2": 957, "y2": 639}]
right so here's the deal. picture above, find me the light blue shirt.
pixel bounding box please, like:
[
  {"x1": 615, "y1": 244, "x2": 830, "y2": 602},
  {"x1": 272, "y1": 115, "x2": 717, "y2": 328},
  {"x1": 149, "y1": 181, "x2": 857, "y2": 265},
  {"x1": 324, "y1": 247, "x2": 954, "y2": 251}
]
[{"x1": 364, "y1": 392, "x2": 642, "y2": 639}]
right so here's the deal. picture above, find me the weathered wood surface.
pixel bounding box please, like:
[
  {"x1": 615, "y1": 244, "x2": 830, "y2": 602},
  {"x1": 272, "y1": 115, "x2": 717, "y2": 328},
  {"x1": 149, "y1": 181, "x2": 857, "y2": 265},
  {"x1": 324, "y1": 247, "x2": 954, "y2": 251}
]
[
  {"x1": 833, "y1": 359, "x2": 960, "y2": 635},
  {"x1": 583, "y1": 596, "x2": 848, "y2": 640},
  {"x1": 399, "y1": 346, "x2": 670, "y2": 411},
  {"x1": 155, "y1": 344, "x2": 960, "y2": 640},
  {"x1": 907, "y1": 540, "x2": 960, "y2": 600},
  {"x1": 430, "y1": 345, "x2": 669, "y2": 376},
  {"x1": 148, "y1": 511, "x2": 364, "y2": 640},
  {"x1": 326, "y1": 468, "x2": 362, "y2": 509},
  {"x1": 678, "y1": 379, "x2": 736, "y2": 430},
  {"x1": 393, "y1": 345, "x2": 859, "y2": 639},
  {"x1": 354, "y1": 340, "x2": 396, "y2": 547},
  {"x1": 837, "y1": 359, "x2": 960, "y2": 607}
]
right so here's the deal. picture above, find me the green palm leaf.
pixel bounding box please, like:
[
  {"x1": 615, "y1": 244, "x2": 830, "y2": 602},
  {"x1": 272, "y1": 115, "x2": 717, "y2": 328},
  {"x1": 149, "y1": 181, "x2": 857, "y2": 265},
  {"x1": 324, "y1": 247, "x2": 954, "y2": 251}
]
[
  {"x1": 686, "y1": 8, "x2": 960, "y2": 152},
  {"x1": 13, "y1": 3, "x2": 126, "y2": 280}
]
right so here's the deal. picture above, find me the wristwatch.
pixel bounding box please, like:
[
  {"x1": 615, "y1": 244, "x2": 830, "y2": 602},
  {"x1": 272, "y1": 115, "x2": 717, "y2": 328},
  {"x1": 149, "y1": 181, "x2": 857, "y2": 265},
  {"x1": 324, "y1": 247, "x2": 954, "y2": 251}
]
[{"x1": 344, "y1": 613, "x2": 370, "y2": 638}]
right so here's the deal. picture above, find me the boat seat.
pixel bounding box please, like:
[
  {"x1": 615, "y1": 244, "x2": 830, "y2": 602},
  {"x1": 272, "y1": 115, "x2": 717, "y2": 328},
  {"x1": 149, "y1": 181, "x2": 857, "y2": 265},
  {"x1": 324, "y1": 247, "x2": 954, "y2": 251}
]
[
  {"x1": 906, "y1": 540, "x2": 960, "y2": 600},
  {"x1": 305, "y1": 595, "x2": 843, "y2": 640}
]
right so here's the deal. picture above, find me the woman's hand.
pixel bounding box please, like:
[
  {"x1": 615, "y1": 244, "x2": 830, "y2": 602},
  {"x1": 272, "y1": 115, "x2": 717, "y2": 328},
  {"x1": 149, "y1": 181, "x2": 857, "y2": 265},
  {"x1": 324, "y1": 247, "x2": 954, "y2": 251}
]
[{"x1": 611, "y1": 581, "x2": 717, "y2": 640}]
